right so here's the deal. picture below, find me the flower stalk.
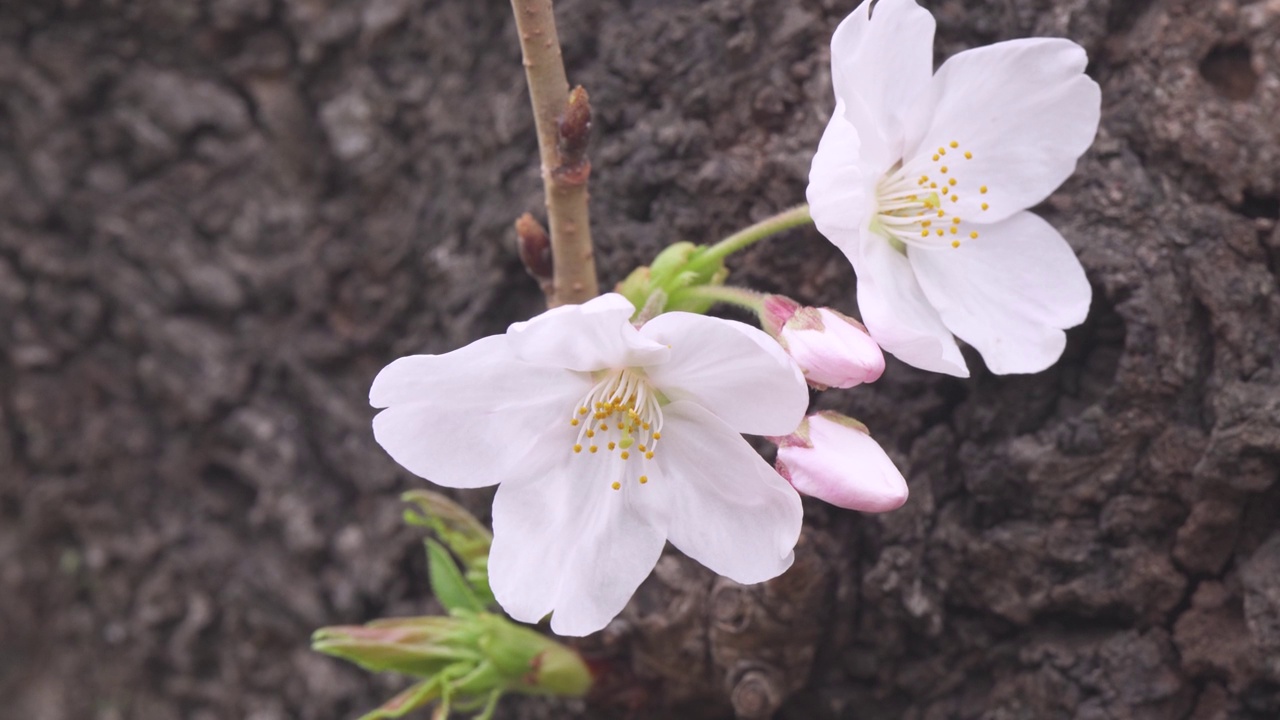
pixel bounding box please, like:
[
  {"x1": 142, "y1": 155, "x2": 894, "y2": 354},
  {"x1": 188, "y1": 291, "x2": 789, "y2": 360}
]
[
  {"x1": 687, "y1": 203, "x2": 813, "y2": 273},
  {"x1": 510, "y1": 0, "x2": 598, "y2": 307}
]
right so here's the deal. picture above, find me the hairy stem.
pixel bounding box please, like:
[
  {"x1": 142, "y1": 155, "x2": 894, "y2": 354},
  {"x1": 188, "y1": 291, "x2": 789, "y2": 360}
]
[{"x1": 510, "y1": 0, "x2": 598, "y2": 306}]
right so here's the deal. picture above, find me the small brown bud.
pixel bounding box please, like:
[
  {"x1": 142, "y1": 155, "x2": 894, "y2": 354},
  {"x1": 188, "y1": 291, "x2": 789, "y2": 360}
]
[
  {"x1": 554, "y1": 86, "x2": 592, "y2": 185},
  {"x1": 515, "y1": 213, "x2": 553, "y2": 284}
]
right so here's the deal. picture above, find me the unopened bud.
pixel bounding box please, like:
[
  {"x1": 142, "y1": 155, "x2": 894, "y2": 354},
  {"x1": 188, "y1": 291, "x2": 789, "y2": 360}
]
[
  {"x1": 403, "y1": 490, "x2": 495, "y2": 606},
  {"x1": 555, "y1": 85, "x2": 592, "y2": 184},
  {"x1": 515, "y1": 213, "x2": 554, "y2": 286},
  {"x1": 313, "y1": 612, "x2": 592, "y2": 715},
  {"x1": 773, "y1": 411, "x2": 908, "y2": 512},
  {"x1": 760, "y1": 295, "x2": 884, "y2": 389}
]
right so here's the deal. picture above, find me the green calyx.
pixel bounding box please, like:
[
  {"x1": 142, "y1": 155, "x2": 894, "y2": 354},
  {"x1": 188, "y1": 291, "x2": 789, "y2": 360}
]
[{"x1": 617, "y1": 241, "x2": 730, "y2": 317}]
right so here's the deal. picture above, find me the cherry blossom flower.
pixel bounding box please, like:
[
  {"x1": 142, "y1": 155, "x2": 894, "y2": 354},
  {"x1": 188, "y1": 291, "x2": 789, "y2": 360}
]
[
  {"x1": 774, "y1": 411, "x2": 907, "y2": 512},
  {"x1": 370, "y1": 294, "x2": 809, "y2": 636},
  {"x1": 761, "y1": 294, "x2": 885, "y2": 389},
  {"x1": 807, "y1": 0, "x2": 1099, "y2": 376}
]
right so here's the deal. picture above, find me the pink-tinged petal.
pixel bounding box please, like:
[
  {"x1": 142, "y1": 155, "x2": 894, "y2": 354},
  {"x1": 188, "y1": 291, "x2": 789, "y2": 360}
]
[
  {"x1": 488, "y1": 449, "x2": 666, "y2": 637},
  {"x1": 831, "y1": 0, "x2": 936, "y2": 162},
  {"x1": 370, "y1": 335, "x2": 590, "y2": 487},
  {"x1": 639, "y1": 313, "x2": 809, "y2": 437},
  {"x1": 910, "y1": 211, "x2": 1090, "y2": 374},
  {"x1": 508, "y1": 293, "x2": 670, "y2": 372},
  {"x1": 651, "y1": 401, "x2": 802, "y2": 585},
  {"x1": 903, "y1": 38, "x2": 1101, "y2": 224},
  {"x1": 851, "y1": 229, "x2": 969, "y2": 377},
  {"x1": 776, "y1": 413, "x2": 908, "y2": 513},
  {"x1": 781, "y1": 308, "x2": 885, "y2": 388},
  {"x1": 808, "y1": 104, "x2": 878, "y2": 243}
]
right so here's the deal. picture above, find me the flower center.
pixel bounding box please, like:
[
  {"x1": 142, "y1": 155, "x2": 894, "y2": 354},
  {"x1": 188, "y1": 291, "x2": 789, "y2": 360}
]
[
  {"x1": 567, "y1": 368, "x2": 662, "y2": 490},
  {"x1": 871, "y1": 140, "x2": 991, "y2": 253}
]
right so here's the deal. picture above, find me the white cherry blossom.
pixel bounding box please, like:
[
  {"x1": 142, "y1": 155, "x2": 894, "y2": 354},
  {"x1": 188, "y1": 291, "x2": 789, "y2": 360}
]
[
  {"x1": 807, "y1": 0, "x2": 1099, "y2": 376},
  {"x1": 369, "y1": 294, "x2": 809, "y2": 636}
]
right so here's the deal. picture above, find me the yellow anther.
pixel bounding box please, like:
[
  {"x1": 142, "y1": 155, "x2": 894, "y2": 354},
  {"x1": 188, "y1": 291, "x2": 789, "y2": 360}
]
[
  {"x1": 952, "y1": 217, "x2": 961, "y2": 224},
  {"x1": 620, "y1": 451, "x2": 630, "y2": 460},
  {"x1": 970, "y1": 231, "x2": 979, "y2": 239},
  {"x1": 579, "y1": 407, "x2": 588, "y2": 415},
  {"x1": 638, "y1": 445, "x2": 647, "y2": 452},
  {"x1": 589, "y1": 445, "x2": 598, "y2": 453},
  {"x1": 980, "y1": 186, "x2": 988, "y2": 194},
  {"x1": 964, "y1": 151, "x2": 973, "y2": 159},
  {"x1": 938, "y1": 147, "x2": 947, "y2": 155},
  {"x1": 940, "y1": 166, "x2": 948, "y2": 173},
  {"x1": 951, "y1": 240, "x2": 961, "y2": 248},
  {"x1": 586, "y1": 430, "x2": 596, "y2": 438},
  {"x1": 951, "y1": 196, "x2": 959, "y2": 203},
  {"x1": 570, "y1": 418, "x2": 579, "y2": 426},
  {"x1": 932, "y1": 153, "x2": 940, "y2": 161},
  {"x1": 922, "y1": 220, "x2": 932, "y2": 227},
  {"x1": 642, "y1": 422, "x2": 650, "y2": 430},
  {"x1": 950, "y1": 227, "x2": 958, "y2": 234},
  {"x1": 937, "y1": 210, "x2": 945, "y2": 217},
  {"x1": 981, "y1": 202, "x2": 989, "y2": 211},
  {"x1": 921, "y1": 230, "x2": 929, "y2": 237},
  {"x1": 653, "y1": 432, "x2": 661, "y2": 439},
  {"x1": 950, "y1": 141, "x2": 959, "y2": 148},
  {"x1": 948, "y1": 178, "x2": 957, "y2": 186},
  {"x1": 639, "y1": 475, "x2": 649, "y2": 484},
  {"x1": 930, "y1": 182, "x2": 938, "y2": 189},
  {"x1": 574, "y1": 444, "x2": 583, "y2": 453},
  {"x1": 600, "y1": 423, "x2": 608, "y2": 430},
  {"x1": 608, "y1": 441, "x2": 616, "y2": 450},
  {"x1": 611, "y1": 481, "x2": 621, "y2": 490},
  {"x1": 645, "y1": 451, "x2": 654, "y2": 459}
]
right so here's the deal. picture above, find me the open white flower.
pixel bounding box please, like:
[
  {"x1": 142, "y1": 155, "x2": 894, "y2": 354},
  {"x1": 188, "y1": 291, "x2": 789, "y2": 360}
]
[
  {"x1": 370, "y1": 294, "x2": 808, "y2": 636},
  {"x1": 807, "y1": 0, "x2": 1099, "y2": 376}
]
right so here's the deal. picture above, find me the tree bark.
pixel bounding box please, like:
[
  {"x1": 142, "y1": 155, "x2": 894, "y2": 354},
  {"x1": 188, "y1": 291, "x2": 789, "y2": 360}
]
[{"x1": 2, "y1": 0, "x2": 1279, "y2": 718}]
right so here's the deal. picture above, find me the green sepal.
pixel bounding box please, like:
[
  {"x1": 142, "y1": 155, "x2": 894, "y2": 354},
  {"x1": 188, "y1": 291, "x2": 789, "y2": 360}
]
[
  {"x1": 426, "y1": 539, "x2": 486, "y2": 613},
  {"x1": 357, "y1": 678, "x2": 441, "y2": 720}
]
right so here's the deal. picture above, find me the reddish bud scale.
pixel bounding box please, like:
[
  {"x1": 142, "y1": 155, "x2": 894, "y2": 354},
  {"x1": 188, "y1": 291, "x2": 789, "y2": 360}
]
[{"x1": 515, "y1": 213, "x2": 554, "y2": 283}]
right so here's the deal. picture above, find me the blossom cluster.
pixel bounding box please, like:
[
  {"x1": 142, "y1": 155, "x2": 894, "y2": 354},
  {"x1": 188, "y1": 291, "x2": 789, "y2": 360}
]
[{"x1": 368, "y1": 0, "x2": 1098, "y2": 637}]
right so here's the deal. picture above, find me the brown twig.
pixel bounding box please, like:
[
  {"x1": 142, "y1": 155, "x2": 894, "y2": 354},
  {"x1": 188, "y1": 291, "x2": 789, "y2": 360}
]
[{"x1": 510, "y1": 0, "x2": 598, "y2": 307}]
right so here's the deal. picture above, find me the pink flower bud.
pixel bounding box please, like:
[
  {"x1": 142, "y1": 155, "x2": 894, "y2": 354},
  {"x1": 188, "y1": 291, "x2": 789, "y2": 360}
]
[
  {"x1": 761, "y1": 295, "x2": 885, "y2": 389},
  {"x1": 774, "y1": 412, "x2": 907, "y2": 512}
]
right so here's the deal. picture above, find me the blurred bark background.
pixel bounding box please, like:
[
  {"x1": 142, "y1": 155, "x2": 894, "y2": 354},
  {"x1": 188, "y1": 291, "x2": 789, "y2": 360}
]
[{"x1": 2, "y1": 0, "x2": 1280, "y2": 718}]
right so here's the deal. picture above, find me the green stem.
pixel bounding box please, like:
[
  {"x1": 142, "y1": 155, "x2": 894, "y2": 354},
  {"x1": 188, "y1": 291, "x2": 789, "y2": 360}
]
[
  {"x1": 690, "y1": 203, "x2": 813, "y2": 272},
  {"x1": 672, "y1": 285, "x2": 766, "y2": 314}
]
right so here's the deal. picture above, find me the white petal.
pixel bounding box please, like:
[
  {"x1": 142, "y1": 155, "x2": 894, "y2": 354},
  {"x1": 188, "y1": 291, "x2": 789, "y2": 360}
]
[
  {"x1": 851, "y1": 229, "x2": 969, "y2": 377},
  {"x1": 777, "y1": 414, "x2": 908, "y2": 513},
  {"x1": 372, "y1": 394, "x2": 580, "y2": 488},
  {"x1": 831, "y1": 0, "x2": 936, "y2": 162},
  {"x1": 488, "y1": 451, "x2": 666, "y2": 637},
  {"x1": 807, "y1": 105, "x2": 877, "y2": 241},
  {"x1": 903, "y1": 38, "x2": 1101, "y2": 224},
  {"x1": 639, "y1": 313, "x2": 809, "y2": 437},
  {"x1": 651, "y1": 401, "x2": 802, "y2": 585},
  {"x1": 508, "y1": 293, "x2": 670, "y2": 372},
  {"x1": 369, "y1": 334, "x2": 590, "y2": 487},
  {"x1": 910, "y1": 211, "x2": 1091, "y2": 374}
]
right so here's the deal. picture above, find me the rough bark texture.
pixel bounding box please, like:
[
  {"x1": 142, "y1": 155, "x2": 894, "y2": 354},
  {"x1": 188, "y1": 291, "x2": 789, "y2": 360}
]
[{"x1": 2, "y1": 0, "x2": 1279, "y2": 718}]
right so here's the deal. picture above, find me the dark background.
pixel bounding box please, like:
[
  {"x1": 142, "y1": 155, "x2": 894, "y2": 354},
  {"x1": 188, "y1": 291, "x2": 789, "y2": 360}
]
[{"x1": 2, "y1": 0, "x2": 1279, "y2": 718}]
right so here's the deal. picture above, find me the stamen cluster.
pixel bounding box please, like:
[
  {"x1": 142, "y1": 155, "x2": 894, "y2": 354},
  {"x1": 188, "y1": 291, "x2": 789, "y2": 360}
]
[
  {"x1": 874, "y1": 140, "x2": 989, "y2": 251},
  {"x1": 569, "y1": 369, "x2": 662, "y2": 489}
]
